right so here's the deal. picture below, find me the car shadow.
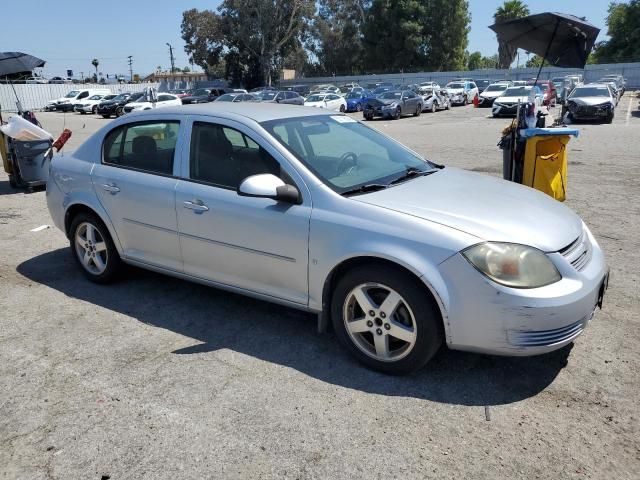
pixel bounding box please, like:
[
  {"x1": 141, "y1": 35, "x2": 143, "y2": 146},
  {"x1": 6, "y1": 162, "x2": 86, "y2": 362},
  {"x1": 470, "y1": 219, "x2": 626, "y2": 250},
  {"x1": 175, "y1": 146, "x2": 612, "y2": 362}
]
[
  {"x1": 0, "y1": 179, "x2": 44, "y2": 195},
  {"x1": 17, "y1": 248, "x2": 572, "y2": 406}
]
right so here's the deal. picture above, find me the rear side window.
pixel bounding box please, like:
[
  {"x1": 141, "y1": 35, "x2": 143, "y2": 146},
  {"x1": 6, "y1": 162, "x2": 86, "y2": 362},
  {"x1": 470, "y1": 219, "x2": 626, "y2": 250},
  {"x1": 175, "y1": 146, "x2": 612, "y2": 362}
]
[{"x1": 103, "y1": 121, "x2": 179, "y2": 175}]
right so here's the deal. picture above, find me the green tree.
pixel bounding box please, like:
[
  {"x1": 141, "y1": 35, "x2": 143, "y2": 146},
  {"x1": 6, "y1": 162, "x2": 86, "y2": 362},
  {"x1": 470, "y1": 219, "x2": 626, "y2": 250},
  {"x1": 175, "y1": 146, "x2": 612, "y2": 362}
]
[
  {"x1": 310, "y1": 0, "x2": 370, "y2": 75},
  {"x1": 91, "y1": 58, "x2": 99, "y2": 77},
  {"x1": 525, "y1": 54, "x2": 547, "y2": 68},
  {"x1": 591, "y1": 0, "x2": 640, "y2": 63},
  {"x1": 182, "y1": 66, "x2": 191, "y2": 73},
  {"x1": 493, "y1": 0, "x2": 530, "y2": 68},
  {"x1": 362, "y1": 0, "x2": 471, "y2": 72},
  {"x1": 181, "y1": 9, "x2": 225, "y2": 73}
]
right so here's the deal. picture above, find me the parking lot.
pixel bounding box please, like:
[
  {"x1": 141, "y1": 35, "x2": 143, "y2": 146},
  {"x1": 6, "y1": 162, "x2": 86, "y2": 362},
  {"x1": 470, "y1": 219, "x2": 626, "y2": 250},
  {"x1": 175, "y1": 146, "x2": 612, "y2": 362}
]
[{"x1": 1, "y1": 95, "x2": 639, "y2": 479}]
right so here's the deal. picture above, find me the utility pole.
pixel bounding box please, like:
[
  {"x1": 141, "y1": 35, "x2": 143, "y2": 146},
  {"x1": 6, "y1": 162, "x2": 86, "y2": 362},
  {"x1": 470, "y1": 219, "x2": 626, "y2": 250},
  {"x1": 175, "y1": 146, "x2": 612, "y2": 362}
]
[
  {"x1": 166, "y1": 43, "x2": 176, "y2": 73},
  {"x1": 127, "y1": 56, "x2": 133, "y2": 82}
]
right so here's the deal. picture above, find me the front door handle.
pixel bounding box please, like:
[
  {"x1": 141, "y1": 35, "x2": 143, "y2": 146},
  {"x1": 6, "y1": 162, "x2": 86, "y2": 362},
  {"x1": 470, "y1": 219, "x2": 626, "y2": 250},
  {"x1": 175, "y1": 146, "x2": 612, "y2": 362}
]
[
  {"x1": 183, "y1": 199, "x2": 209, "y2": 213},
  {"x1": 102, "y1": 183, "x2": 120, "y2": 194}
]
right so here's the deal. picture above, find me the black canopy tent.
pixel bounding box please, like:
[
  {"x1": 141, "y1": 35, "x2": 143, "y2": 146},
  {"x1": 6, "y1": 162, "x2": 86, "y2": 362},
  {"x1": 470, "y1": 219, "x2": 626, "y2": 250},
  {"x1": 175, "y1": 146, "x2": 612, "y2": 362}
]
[
  {"x1": 489, "y1": 12, "x2": 600, "y2": 84},
  {"x1": 0, "y1": 52, "x2": 46, "y2": 78}
]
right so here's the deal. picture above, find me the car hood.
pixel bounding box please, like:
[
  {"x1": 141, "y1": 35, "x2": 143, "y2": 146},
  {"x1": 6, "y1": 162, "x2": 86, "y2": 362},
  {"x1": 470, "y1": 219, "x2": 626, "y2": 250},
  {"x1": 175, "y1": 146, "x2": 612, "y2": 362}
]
[
  {"x1": 447, "y1": 88, "x2": 465, "y2": 94},
  {"x1": 481, "y1": 91, "x2": 506, "y2": 99},
  {"x1": 568, "y1": 96, "x2": 612, "y2": 106},
  {"x1": 366, "y1": 98, "x2": 399, "y2": 107},
  {"x1": 495, "y1": 95, "x2": 529, "y2": 104},
  {"x1": 353, "y1": 167, "x2": 582, "y2": 252}
]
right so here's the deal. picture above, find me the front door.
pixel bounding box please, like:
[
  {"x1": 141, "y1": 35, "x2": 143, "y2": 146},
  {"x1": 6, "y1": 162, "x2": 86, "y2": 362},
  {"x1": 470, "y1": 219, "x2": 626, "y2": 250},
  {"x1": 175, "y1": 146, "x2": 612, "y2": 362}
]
[
  {"x1": 175, "y1": 119, "x2": 311, "y2": 305},
  {"x1": 92, "y1": 119, "x2": 183, "y2": 271}
]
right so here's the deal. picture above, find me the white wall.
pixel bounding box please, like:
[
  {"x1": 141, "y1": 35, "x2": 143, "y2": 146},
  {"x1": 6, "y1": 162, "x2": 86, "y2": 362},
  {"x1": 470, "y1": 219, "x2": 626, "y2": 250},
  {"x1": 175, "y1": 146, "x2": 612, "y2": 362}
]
[{"x1": 0, "y1": 83, "x2": 161, "y2": 113}]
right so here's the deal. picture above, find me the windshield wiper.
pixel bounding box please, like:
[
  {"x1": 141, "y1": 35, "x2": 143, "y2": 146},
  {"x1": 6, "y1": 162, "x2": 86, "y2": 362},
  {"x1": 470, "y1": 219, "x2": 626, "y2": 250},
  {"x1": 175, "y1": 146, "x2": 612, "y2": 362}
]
[
  {"x1": 340, "y1": 183, "x2": 389, "y2": 196},
  {"x1": 388, "y1": 167, "x2": 436, "y2": 185}
]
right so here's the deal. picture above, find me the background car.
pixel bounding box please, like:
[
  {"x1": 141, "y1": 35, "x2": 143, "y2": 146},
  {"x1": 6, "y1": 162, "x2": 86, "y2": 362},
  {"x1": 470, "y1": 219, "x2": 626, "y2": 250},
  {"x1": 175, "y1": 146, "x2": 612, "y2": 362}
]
[
  {"x1": 74, "y1": 94, "x2": 118, "y2": 114},
  {"x1": 97, "y1": 92, "x2": 144, "y2": 118},
  {"x1": 475, "y1": 79, "x2": 497, "y2": 94},
  {"x1": 478, "y1": 82, "x2": 511, "y2": 107},
  {"x1": 25, "y1": 76, "x2": 48, "y2": 84},
  {"x1": 123, "y1": 93, "x2": 182, "y2": 113},
  {"x1": 421, "y1": 87, "x2": 450, "y2": 112},
  {"x1": 540, "y1": 81, "x2": 558, "y2": 107},
  {"x1": 169, "y1": 89, "x2": 192, "y2": 98},
  {"x1": 492, "y1": 85, "x2": 543, "y2": 117},
  {"x1": 363, "y1": 90, "x2": 422, "y2": 120},
  {"x1": 258, "y1": 91, "x2": 304, "y2": 105},
  {"x1": 181, "y1": 88, "x2": 228, "y2": 104},
  {"x1": 215, "y1": 93, "x2": 258, "y2": 103},
  {"x1": 304, "y1": 92, "x2": 347, "y2": 111},
  {"x1": 310, "y1": 84, "x2": 340, "y2": 94},
  {"x1": 445, "y1": 81, "x2": 479, "y2": 106},
  {"x1": 345, "y1": 90, "x2": 373, "y2": 112},
  {"x1": 600, "y1": 74, "x2": 625, "y2": 95},
  {"x1": 566, "y1": 83, "x2": 616, "y2": 124},
  {"x1": 285, "y1": 84, "x2": 311, "y2": 97}
]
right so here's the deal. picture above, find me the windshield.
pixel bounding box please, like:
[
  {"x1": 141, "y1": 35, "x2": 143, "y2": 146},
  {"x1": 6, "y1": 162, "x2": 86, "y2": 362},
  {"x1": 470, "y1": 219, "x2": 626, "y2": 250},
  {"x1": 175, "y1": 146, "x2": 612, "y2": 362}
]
[
  {"x1": 88, "y1": 95, "x2": 103, "y2": 100},
  {"x1": 216, "y1": 94, "x2": 235, "y2": 102},
  {"x1": 570, "y1": 86, "x2": 610, "y2": 98},
  {"x1": 380, "y1": 91, "x2": 402, "y2": 100},
  {"x1": 192, "y1": 89, "x2": 210, "y2": 96},
  {"x1": 261, "y1": 115, "x2": 436, "y2": 194},
  {"x1": 346, "y1": 92, "x2": 362, "y2": 99},
  {"x1": 306, "y1": 94, "x2": 326, "y2": 102},
  {"x1": 446, "y1": 83, "x2": 464, "y2": 89},
  {"x1": 113, "y1": 94, "x2": 128, "y2": 101},
  {"x1": 64, "y1": 90, "x2": 80, "y2": 98},
  {"x1": 485, "y1": 84, "x2": 508, "y2": 92},
  {"x1": 259, "y1": 92, "x2": 277, "y2": 101},
  {"x1": 504, "y1": 87, "x2": 531, "y2": 96}
]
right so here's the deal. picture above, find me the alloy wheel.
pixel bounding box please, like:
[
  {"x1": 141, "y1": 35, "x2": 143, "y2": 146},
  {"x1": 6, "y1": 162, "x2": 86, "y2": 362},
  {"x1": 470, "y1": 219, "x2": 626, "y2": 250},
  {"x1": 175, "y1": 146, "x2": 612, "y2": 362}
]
[
  {"x1": 74, "y1": 222, "x2": 108, "y2": 275},
  {"x1": 343, "y1": 283, "x2": 418, "y2": 362}
]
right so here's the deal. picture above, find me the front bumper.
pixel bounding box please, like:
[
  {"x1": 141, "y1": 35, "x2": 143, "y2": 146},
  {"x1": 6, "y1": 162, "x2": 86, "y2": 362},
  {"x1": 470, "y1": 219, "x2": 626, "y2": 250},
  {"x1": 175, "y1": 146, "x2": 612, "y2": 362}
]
[
  {"x1": 492, "y1": 103, "x2": 518, "y2": 116},
  {"x1": 450, "y1": 94, "x2": 466, "y2": 105},
  {"x1": 478, "y1": 96, "x2": 497, "y2": 107},
  {"x1": 437, "y1": 227, "x2": 608, "y2": 356},
  {"x1": 569, "y1": 104, "x2": 612, "y2": 120},
  {"x1": 56, "y1": 103, "x2": 74, "y2": 112}
]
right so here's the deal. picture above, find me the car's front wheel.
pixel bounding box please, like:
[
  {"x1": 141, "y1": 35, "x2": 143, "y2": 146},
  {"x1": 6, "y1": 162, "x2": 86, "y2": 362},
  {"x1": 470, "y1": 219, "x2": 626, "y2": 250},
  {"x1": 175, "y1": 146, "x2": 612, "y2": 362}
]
[
  {"x1": 69, "y1": 213, "x2": 122, "y2": 284},
  {"x1": 339, "y1": 104, "x2": 346, "y2": 113},
  {"x1": 356, "y1": 103, "x2": 362, "y2": 112},
  {"x1": 331, "y1": 265, "x2": 442, "y2": 374}
]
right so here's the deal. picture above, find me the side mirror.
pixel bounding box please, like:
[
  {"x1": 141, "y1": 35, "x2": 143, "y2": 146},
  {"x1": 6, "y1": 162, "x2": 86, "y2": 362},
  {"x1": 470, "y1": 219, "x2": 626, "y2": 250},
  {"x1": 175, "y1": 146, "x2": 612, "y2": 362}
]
[{"x1": 237, "y1": 174, "x2": 301, "y2": 204}]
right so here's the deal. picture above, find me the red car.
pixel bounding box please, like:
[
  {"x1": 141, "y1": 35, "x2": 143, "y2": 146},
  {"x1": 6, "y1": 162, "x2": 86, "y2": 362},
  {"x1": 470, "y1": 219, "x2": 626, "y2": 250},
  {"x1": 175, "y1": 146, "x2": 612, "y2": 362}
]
[{"x1": 541, "y1": 81, "x2": 557, "y2": 106}]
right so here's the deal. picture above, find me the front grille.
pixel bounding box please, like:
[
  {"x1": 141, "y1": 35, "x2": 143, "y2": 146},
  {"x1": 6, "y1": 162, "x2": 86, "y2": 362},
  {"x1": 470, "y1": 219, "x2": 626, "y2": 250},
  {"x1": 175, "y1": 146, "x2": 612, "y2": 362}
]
[
  {"x1": 576, "y1": 105, "x2": 597, "y2": 115},
  {"x1": 508, "y1": 316, "x2": 589, "y2": 347},
  {"x1": 558, "y1": 231, "x2": 591, "y2": 271}
]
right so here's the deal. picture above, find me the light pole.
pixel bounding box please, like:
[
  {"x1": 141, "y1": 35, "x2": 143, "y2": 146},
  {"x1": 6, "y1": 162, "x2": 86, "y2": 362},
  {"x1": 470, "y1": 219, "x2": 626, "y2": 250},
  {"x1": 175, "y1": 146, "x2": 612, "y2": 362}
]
[
  {"x1": 127, "y1": 56, "x2": 133, "y2": 82},
  {"x1": 166, "y1": 43, "x2": 176, "y2": 74}
]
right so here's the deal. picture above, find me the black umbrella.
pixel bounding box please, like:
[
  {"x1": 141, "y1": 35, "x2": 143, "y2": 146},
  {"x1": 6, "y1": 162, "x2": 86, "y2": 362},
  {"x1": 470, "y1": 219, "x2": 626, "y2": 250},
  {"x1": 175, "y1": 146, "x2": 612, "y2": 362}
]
[
  {"x1": 489, "y1": 12, "x2": 600, "y2": 81},
  {"x1": 0, "y1": 51, "x2": 46, "y2": 77}
]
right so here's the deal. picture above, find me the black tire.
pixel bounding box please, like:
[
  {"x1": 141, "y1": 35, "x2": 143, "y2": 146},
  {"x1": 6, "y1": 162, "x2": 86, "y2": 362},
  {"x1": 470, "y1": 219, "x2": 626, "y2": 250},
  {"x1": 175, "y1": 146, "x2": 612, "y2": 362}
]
[
  {"x1": 431, "y1": 102, "x2": 437, "y2": 113},
  {"x1": 92, "y1": 106, "x2": 97, "y2": 114},
  {"x1": 394, "y1": 107, "x2": 401, "y2": 120},
  {"x1": 79, "y1": 111, "x2": 85, "y2": 115},
  {"x1": 356, "y1": 103, "x2": 362, "y2": 112},
  {"x1": 604, "y1": 110, "x2": 614, "y2": 124},
  {"x1": 413, "y1": 104, "x2": 420, "y2": 116},
  {"x1": 331, "y1": 264, "x2": 443, "y2": 375},
  {"x1": 463, "y1": 95, "x2": 468, "y2": 105},
  {"x1": 339, "y1": 104, "x2": 346, "y2": 113},
  {"x1": 69, "y1": 212, "x2": 123, "y2": 284},
  {"x1": 115, "y1": 106, "x2": 124, "y2": 117}
]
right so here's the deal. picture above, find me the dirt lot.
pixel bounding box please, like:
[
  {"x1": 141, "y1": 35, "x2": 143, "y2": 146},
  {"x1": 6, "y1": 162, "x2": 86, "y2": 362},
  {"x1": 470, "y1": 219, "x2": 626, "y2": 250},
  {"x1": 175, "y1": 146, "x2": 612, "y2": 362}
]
[{"x1": 1, "y1": 96, "x2": 639, "y2": 479}]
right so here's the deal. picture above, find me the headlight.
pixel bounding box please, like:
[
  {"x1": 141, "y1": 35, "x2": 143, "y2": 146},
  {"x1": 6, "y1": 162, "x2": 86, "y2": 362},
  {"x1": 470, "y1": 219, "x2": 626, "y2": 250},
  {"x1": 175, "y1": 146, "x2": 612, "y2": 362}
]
[{"x1": 462, "y1": 242, "x2": 561, "y2": 288}]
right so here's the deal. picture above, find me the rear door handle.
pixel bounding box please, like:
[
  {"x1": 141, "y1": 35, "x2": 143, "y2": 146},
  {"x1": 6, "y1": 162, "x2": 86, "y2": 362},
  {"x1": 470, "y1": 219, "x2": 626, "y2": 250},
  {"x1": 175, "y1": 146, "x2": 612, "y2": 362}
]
[
  {"x1": 183, "y1": 199, "x2": 209, "y2": 213},
  {"x1": 102, "y1": 183, "x2": 120, "y2": 194}
]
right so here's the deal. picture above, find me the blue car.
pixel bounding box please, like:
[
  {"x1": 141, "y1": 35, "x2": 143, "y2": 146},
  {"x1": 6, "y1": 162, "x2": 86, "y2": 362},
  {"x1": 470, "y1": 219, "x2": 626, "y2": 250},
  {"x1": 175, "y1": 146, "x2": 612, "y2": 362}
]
[{"x1": 345, "y1": 90, "x2": 373, "y2": 112}]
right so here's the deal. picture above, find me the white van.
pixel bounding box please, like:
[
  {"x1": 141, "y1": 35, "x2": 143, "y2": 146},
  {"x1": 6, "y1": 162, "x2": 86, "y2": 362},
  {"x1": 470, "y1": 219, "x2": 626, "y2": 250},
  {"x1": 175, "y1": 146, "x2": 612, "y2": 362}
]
[{"x1": 45, "y1": 88, "x2": 112, "y2": 112}]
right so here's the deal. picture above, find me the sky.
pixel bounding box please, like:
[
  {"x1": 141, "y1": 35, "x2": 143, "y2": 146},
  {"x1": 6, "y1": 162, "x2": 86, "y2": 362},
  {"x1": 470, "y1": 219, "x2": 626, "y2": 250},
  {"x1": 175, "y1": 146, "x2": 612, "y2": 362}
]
[{"x1": 2, "y1": 0, "x2": 611, "y2": 79}]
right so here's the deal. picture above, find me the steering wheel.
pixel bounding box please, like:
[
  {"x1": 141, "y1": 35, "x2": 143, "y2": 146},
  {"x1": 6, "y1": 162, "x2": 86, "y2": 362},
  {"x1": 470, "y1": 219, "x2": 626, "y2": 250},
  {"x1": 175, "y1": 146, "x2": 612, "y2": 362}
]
[{"x1": 336, "y1": 151, "x2": 358, "y2": 176}]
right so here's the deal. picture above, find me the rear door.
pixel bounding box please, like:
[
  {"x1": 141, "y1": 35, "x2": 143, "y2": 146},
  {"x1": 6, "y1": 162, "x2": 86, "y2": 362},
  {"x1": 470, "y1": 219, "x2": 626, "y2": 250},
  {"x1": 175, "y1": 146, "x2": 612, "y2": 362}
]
[{"x1": 92, "y1": 118, "x2": 185, "y2": 271}]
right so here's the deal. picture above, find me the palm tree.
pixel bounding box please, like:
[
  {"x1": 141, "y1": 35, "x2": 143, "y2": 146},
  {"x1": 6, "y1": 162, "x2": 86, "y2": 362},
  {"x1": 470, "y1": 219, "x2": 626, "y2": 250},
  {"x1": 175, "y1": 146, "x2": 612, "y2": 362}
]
[
  {"x1": 91, "y1": 58, "x2": 99, "y2": 79},
  {"x1": 494, "y1": 0, "x2": 530, "y2": 68}
]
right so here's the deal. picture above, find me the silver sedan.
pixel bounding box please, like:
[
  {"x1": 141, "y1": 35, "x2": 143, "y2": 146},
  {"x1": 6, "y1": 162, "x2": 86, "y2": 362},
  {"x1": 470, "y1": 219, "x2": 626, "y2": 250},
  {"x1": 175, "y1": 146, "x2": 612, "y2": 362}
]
[{"x1": 46, "y1": 103, "x2": 608, "y2": 374}]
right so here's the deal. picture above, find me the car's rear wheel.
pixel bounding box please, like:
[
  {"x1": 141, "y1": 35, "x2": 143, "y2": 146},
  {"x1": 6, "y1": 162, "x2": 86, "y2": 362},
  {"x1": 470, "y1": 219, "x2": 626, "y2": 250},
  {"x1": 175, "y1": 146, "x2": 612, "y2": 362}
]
[
  {"x1": 69, "y1": 213, "x2": 122, "y2": 284},
  {"x1": 115, "y1": 106, "x2": 124, "y2": 117},
  {"x1": 331, "y1": 265, "x2": 442, "y2": 374}
]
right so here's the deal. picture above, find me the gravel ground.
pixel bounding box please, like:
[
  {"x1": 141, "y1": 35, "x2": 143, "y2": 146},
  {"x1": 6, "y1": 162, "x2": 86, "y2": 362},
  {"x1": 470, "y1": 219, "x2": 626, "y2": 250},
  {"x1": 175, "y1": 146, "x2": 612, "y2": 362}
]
[{"x1": 1, "y1": 96, "x2": 639, "y2": 479}]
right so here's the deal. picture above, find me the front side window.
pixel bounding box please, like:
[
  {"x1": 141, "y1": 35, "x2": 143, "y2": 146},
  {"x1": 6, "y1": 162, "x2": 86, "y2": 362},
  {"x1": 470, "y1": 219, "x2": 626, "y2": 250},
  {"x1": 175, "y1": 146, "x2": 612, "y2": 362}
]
[
  {"x1": 189, "y1": 122, "x2": 280, "y2": 189},
  {"x1": 261, "y1": 115, "x2": 436, "y2": 194},
  {"x1": 103, "y1": 121, "x2": 179, "y2": 175}
]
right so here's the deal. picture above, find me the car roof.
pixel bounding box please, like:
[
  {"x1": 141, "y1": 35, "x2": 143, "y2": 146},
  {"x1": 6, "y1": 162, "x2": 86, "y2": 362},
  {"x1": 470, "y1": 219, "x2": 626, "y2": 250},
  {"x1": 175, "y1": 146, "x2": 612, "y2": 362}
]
[{"x1": 141, "y1": 102, "x2": 338, "y2": 123}]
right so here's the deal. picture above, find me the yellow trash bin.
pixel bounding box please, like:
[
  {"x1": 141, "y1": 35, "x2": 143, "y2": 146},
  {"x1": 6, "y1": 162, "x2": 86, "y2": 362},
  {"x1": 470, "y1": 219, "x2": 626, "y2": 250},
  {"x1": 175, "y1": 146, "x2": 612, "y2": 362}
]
[{"x1": 522, "y1": 134, "x2": 570, "y2": 202}]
